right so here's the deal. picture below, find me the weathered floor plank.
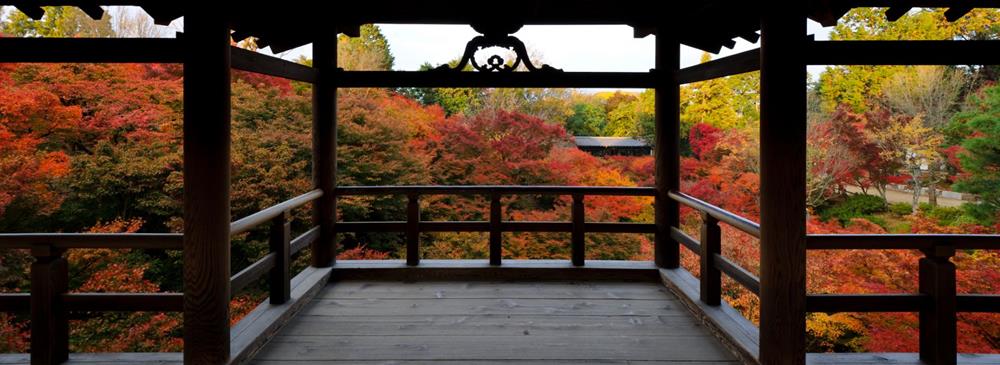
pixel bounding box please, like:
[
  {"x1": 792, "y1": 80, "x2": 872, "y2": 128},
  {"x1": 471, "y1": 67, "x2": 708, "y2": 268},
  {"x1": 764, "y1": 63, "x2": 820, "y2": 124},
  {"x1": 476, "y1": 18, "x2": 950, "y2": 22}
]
[{"x1": 251, "y1": 281, "x2": 738, "y2": 364}]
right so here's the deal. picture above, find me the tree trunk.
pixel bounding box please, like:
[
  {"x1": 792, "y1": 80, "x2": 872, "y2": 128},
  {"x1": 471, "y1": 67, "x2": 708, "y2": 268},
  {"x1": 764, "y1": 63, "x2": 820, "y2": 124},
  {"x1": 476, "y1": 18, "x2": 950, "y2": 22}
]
[{"x1": 928, "y1": 182, "x2": 938, "y2": 208}]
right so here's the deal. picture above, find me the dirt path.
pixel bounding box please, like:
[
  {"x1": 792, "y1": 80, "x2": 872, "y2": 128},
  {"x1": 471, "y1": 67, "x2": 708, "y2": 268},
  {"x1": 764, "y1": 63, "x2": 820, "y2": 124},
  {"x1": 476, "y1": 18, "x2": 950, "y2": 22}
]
[{"x1": 844, "y1": 186, "x2": 965, "y2": 208}]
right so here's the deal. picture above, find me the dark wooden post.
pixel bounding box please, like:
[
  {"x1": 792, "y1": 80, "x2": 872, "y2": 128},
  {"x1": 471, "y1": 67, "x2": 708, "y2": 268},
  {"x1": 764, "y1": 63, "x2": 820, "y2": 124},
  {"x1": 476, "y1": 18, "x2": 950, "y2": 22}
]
[
  {"x1": 654, "y1": 26, "x2": 681, "y2": 269},
  {"x1": 758, "y1": 5, "x2": 808, "y2": 365},
  {"x1": 489, "y1": 193, "x2": 502, "y2": 266},
  {"x1": 30, "y1": 245, "x2": 68, "y2": 365},
  {"x1": 312, "y1": 33, "x2": 337, "y2": 267},
  {"x1": 406, "y1": 194, "x2": 420, "y2": 266},
  {"x1": 919, "y1": 245, "x2": 957, "y2": 365},
  {"x1": 269, "y1": 211, "x2": 292, "y2": 304},
  {"x1": 700, "y1": 214, "x2": 721, "y2": 306},
  {"x1": 182, "y1": 8, "x2": 232, "y2": 364},
  {"x1": 571, "y1": 194, "x2": 585, "y2": 266}
]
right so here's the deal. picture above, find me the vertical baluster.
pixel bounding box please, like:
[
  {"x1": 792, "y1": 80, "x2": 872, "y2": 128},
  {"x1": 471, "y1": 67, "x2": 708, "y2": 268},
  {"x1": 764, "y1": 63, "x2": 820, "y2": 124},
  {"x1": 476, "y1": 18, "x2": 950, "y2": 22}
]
[
  {"x1": 700, "y1": 213, "x2": 721, "y2": 306},
  {"x1": 489, "y1": 193, "x2": 502, "y2": 266},
  {"x1": 571, "y1": 194, "x2": 585, "y2": 266},
  {"x1": 407, "y1": 194, "x2": 420, "y2": 266},
  {"x1": 269, "y1": 211, "x2": 291, "y2": 304},
  {"x1": 919, "y1": 244, "x2": 957, "y2": 365},
  {"x1": 30, "y1": 245, "x2": 68, "y2": 365}
]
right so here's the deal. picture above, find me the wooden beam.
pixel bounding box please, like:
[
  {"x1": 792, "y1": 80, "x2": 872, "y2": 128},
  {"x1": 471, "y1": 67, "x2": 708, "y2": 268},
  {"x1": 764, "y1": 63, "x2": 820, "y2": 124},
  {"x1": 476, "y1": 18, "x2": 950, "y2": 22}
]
[
  {"x1": 312, "y1": 34, "x2": 338, "y2": 268},
  {"x1": 230, "y1": 253, "x2": 276, "y2": 297},
  {"x1": 335, "y1": 71, "x2": 655, "y2": 89},
  {"x1": 807, "y1": 234, "x2": 1000, "y2": 250},
  {"x1": 0, "y1": 293, "x2": 29, "y2": 312},
  {"x1": 806, "y1": 294, "x2": 925, "y2": 313},
  {"x1": 0, "y1": 38, "x2": 184, "y2": 63},
  {"x1": 669, "y1": 191, "x2": 761, "y2": 238},
  {"x1": 957, "y1": 294, "x2": 1000, "y2": 313},
  {"x1": 335, "y1": 185, "x2": 656, "y2": 196},
  {"x1": 758, "y1": 6, "x2": 808, "y2": 365},
  {"x1": 0, "y1": 233, "x2": 182, "y2": 250},
  {"x1": 229, "y1": 189, "x2": 322, "y2": 235},
  {"x1": 654, "y1": 29, "x2": 681, "y2": 269},
  {"x1": 62, "y1": 293, "x2": 184, "y2": 312},
  {"x1": 182, "y1": 9, "x2": 232, "y2": 364},
  {"x1": 230, "y1": 46, "x2": 317, "y2": 83},
  {"x1": 713, "y1": 254, "x2": 761, "y2": 296},
  {"x1": 678, "y1": 48, "x2": 760, "y2": 84},
  {"x1": 807, "y1": 40, "x2": 1000, "y2": 65},
  {"x1": 289, "y1": 226, "x2": 319, "y2": 255}
]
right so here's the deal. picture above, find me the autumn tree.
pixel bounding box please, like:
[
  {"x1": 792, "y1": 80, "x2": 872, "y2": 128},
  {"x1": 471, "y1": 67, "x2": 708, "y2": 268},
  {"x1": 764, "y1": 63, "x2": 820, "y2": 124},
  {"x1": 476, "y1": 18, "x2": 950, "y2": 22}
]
[
  {"x1": 948, "y1": 85, "x2": 1000, "y2": 225},
  {"x1": 881, "y1": 66, "x2": 966, "y2": 206},
  {"x1": 2, "y1": 6, "x2": 113, "y2": 37}
]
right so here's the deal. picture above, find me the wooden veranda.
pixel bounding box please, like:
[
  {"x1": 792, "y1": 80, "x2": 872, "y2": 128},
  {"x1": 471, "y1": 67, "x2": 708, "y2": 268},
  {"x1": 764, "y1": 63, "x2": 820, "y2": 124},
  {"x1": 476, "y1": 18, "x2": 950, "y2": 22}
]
[{"x1": 1, "y1": 1, "x2": 999, "y2": 365}]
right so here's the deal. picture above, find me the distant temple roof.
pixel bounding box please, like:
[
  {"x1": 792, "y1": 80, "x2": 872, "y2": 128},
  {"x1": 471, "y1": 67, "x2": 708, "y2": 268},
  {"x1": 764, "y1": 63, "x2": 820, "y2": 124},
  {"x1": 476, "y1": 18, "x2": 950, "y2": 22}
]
[{"x1": 574, "y1": 137, "x2": 648, "y2": 148}]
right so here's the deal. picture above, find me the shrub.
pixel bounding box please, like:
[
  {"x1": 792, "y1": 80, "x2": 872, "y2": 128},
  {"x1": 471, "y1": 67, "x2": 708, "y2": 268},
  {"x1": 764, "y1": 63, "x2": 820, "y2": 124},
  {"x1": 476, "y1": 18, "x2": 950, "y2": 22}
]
[
  {"x1": 925, "y1": 206, "x2": 964, "y2": 226},
  {"x1": 819, "y1": 194, "x2": 888, "y2": 224},
  {"x1": 889, "y1": 202, "x2": 913, "y2": 216}
]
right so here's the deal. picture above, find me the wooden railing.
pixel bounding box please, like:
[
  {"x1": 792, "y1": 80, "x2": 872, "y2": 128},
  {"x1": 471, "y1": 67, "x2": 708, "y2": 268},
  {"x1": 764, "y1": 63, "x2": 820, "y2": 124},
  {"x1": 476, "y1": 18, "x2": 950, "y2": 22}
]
[
  {"x1": 0, "y1": 234, "x2": 184, "y2": 364},
  {"x1": 0, "y1": 189, "x2": 323, "y2": 364},
  {"x1": 228, "y1": 189, "x2": 323, "y2": 302},
  {"x1": 335, "y1": 185, "x2": 656, "y2": 266},
  {"x1": 667, "y1": 190, "x2": 1000, "y2": 365}
]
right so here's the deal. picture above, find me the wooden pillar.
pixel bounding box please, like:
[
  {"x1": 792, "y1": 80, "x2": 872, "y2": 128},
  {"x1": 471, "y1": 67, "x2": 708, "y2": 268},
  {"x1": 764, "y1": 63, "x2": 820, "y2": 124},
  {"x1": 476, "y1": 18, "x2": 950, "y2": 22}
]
[
  {"x1": 919, "y1": 245, "x2": 957, "y2": 365},
  {"x1": 269, "y1": 211, "x2": 292, "y2": 304},
  {"x1": 312, "y1": 34, "x2": 337, "y2": 267},
  {"x1": 489, "y1": 193, "x2": 502, "y2": 266},
  {"x1": 654, "y1": 26, "x2": 681, "y2": 269},
  {"x1": 700, "y1": 214, "x2": 721, "y2": 306},
  {"x1": 30, "y1": 246, "x2": 67, "y2": 365},
  {"x1": 182, "y1": 9, "x2": 232, "y2": 364},
  {"x1": 571, "y1": 194, "x2": 585, "y2": 267},
  {"x1": 406, "y1": 194, "x2": 420, "y2": 266},
  {"x1": 758, "y1": 6, "x2": 808, "y2": 365}
]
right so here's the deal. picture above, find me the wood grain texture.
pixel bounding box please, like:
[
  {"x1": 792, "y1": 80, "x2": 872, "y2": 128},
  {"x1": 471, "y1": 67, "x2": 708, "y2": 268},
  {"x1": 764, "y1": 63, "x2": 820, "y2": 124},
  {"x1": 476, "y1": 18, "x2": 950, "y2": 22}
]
[
  {"x1": 651, "y1": 30, "x2": 681, "y2": 270},
  {"x1": 311, "y1": 34, "x2": 337, "y2": 267},
  {"x1": 182, "y1": 9, "x2": 232, "y2": 364},
  {"x1": 758, "y1": 6, "x2": 808, "y2": 365},
  {"x1": 251, "y1": 281, "x2": 737, "y2": 364}
]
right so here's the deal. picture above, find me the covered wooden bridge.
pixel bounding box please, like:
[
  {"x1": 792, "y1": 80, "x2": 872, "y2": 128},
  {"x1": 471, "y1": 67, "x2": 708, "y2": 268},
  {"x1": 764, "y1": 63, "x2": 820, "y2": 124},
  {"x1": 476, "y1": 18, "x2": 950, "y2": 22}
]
[{"x1": 1, "y1": 1, "x2": 999, "y2": 364}]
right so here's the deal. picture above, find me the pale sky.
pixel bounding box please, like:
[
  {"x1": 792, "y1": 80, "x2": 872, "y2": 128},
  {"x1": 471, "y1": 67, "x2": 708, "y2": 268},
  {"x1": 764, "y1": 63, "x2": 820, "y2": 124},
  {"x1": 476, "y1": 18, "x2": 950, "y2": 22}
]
[
  {"x1": 1, "y1": 6, "x2": 834, "y2": 88},
  {"x1": 266, "y1": 22, "x2": 833, "y2": 89}
]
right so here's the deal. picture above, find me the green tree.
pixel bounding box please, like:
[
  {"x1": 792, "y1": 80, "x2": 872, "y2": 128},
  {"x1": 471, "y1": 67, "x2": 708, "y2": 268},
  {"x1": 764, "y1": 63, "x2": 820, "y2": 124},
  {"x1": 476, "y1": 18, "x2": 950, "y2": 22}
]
[
  {"x1": 948, "y1": 85, "x2": 1000, "y2": 224},
  {"x1": 565, "y1": 102, "x2": 607, "y2": 136},
  {"x1": 338, "y1": 24, "x2": 394, "y2": 71},
  {"x1": 2, "y1": 6, "x2": 113, "y2": 37}
]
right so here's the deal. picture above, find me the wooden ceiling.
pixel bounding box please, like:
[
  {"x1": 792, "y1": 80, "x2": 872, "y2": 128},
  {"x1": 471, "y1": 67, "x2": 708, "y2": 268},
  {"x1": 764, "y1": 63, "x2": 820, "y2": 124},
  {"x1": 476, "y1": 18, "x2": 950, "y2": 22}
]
[{"x1": 10, "y1": 1, "x2": 999, "y2": 53}]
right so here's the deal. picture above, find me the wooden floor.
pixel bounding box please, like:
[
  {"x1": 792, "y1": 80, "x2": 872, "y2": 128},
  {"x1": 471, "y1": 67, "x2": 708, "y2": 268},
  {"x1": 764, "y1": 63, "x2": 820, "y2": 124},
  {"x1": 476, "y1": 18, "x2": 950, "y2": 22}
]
[{"x1": 250, "y1": 280, "x2": 739, "y2": 364}]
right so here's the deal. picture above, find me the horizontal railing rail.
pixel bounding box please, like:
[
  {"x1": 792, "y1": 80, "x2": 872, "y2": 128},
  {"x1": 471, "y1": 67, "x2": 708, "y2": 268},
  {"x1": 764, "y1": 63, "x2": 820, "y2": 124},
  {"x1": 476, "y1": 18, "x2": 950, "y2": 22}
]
[
  {"x1": 667, "y1": 191, "x2": 762, "y2": 299},
  {"x1": 228, "y1": 189, "x2": 324, "y2": 302},
  {"x1": 335, "y1": 185, "x2": 656, "y2": 266},
  {"x1": 665, "y1": 190, "x2": 999, "y2": 365},
  {"x1": 0, "y1": 233, "x2": 185, "y2": 364}
]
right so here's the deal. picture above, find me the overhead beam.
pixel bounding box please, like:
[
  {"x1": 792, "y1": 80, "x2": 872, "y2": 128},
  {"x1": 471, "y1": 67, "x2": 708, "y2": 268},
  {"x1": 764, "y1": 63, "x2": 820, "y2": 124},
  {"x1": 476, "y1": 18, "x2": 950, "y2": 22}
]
[
  {"x1": 677, "y1": 48, "x2": 760, "y2": 84},
  {"x1": 0, "y1": 38, "x2": 184, "y2": 63},
  {"x1": 335, "y1": 71, "x2": 655, "y2": 89},
  {"x1": 230, "y1": 46, "x2": 317, "y2": 83},
  {"x1": 807, "y1": 40, "x2": 1000, "y2": 65}
]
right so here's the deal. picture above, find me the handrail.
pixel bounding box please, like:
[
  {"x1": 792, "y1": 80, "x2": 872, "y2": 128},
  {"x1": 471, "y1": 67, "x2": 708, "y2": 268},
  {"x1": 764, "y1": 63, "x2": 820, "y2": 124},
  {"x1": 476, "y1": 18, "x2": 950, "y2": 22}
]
[
  {"x1": 668, "y1": 191, "x2": 761, "y2": 238},
  {"x1": 333, "y1": 185, "x2": 656, "y2": 267},
  {"x1": 807, "y1": 234, "x2": 999, "y2": 250},
  {"x1": 661, "y1": 190, "x2": 998, "y2": 365},
  {"x1": 230, "y1": 189, "x2": 323, "y2": 236},
  {"x1": 0, "y1": 233, "x2": 183, "y2": 250},
  {"x1": 336, "y1": 185, "x2": 656, "y2": 196}
]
